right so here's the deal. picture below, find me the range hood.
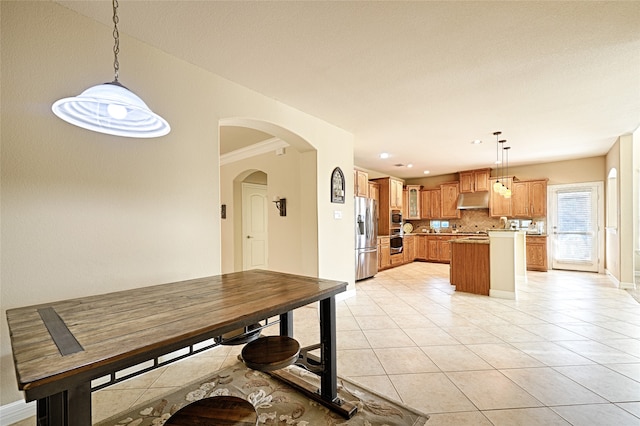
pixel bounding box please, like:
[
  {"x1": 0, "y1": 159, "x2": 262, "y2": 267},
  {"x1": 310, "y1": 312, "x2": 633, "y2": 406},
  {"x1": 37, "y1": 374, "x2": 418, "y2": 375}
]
[{"x1": 457, "y1": 191, "x2": 490, "y2": 210}]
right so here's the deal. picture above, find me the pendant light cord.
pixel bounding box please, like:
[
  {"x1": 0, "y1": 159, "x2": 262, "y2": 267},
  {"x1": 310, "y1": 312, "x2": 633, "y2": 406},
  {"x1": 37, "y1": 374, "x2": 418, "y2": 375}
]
[{"x1": 112, "y1": 0, "x2": 120, "y2": 82}]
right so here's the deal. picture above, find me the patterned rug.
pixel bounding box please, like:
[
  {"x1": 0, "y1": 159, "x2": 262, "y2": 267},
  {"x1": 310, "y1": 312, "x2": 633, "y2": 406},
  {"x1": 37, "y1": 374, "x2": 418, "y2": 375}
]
[{"x1": 96, "y1": 362, "x2": 429, "y2": 425}]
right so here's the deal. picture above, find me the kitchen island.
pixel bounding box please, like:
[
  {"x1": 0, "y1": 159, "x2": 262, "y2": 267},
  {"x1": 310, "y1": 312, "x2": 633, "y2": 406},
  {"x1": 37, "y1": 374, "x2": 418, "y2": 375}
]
[
  {"x1": 450, "y1": 230, "x2": 526, "y2": 299},
  {"x1": 450, "y1": 236, "x2": 490, "y2": 295}
]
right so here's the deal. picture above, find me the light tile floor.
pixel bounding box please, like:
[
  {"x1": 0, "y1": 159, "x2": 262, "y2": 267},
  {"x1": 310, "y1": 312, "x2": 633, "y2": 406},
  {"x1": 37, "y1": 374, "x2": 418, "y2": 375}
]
[{"x1": 11, "y1": 262, "x2": 640, "y2": 425}]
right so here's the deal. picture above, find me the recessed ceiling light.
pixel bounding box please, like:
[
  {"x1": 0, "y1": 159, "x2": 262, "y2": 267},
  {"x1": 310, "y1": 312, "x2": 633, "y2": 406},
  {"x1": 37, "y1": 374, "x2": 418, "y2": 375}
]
[
  {"x1": 471, "y1": 140, "x2": 482, "y2": 144},
  {"x1": 423, "y1": 170, "x2": 430, "y2": 175},
  {"x1": 407, "y1": 164, "x2": 413, "y2": 168},
  {"x1": 379, "y1": 152, "x2": 389, "y2": 159}
]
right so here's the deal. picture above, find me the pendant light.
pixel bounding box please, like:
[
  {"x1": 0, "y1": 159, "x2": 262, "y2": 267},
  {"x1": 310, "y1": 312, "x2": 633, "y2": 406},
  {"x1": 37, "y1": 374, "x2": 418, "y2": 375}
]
[
  {"x1": 498, "y1": 139, "x2": 507, "y2": 194},
  {"x1": 503, "y1": 146, "x2": 512, "y2": 198},
  {"x1": 492, "y1": 131, "x2": 502, "y2": 192},
  {"x1": 52, "y1": 0, "x2": 170, "y2": 138}
]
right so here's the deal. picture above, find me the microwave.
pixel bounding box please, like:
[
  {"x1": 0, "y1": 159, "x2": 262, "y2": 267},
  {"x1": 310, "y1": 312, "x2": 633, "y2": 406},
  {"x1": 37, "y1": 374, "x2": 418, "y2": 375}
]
[{"x1": 391, "y1": 210, "x2": 402, "y2": 226}]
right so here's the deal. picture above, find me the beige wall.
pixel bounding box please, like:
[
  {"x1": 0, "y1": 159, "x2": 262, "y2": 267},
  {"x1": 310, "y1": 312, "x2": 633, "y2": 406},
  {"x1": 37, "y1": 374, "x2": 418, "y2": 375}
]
[
  {"x1": 406, "y1": 156, "x2": 606, "y2": 188},
  {"x1": 1, "y1": 1, "x2": 354, "y2": 406},
  {"x1": 634, "y1": 127, "x2": 640, "y2": 279},
  {"x1": 606, "y1": 134, "x2": 635, "y2": 287},
  {"x1": 220, "y1": 148, "x2": 315, "y2": 276}
]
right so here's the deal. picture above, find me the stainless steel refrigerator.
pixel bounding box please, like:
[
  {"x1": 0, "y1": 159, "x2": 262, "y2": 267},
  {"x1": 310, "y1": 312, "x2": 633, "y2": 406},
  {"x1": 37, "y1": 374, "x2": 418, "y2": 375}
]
[{"x1": 355, "y1": 196, "x2": 378, "y2": 280}]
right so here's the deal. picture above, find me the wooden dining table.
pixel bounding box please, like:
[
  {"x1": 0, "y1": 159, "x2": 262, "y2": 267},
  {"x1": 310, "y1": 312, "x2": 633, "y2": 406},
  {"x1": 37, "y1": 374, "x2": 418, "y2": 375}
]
[{"x1": 6, "y1": 269, "x2": 351, "y2": 425}]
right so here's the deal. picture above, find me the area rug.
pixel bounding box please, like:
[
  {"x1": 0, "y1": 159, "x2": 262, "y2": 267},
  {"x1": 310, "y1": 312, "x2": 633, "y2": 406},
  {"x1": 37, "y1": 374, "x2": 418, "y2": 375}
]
[{"x1": 96, "y1": 362, "x2": 429, "y2": 425}]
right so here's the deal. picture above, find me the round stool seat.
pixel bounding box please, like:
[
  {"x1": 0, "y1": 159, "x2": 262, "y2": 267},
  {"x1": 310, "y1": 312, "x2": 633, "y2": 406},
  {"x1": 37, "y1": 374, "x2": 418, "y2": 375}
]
[
  {"x1": 241, "y1": 335, "x2": 300, "y2": 372},
  {"x1": 165, "y1": 395, "x2": 257, "y2": 426}
]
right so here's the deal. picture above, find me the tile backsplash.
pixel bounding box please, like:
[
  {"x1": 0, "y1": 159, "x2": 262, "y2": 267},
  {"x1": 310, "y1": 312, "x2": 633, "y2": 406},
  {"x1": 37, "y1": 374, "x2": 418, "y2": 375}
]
[{"x1": 407, "y1": 210, "x2": 504, "y2": 233}]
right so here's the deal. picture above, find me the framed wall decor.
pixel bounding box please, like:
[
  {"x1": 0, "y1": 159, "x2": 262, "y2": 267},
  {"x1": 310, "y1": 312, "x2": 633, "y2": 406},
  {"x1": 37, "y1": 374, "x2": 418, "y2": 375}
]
[{"x1": 330, "y1": 167, "x2": 345, "y2": 204}]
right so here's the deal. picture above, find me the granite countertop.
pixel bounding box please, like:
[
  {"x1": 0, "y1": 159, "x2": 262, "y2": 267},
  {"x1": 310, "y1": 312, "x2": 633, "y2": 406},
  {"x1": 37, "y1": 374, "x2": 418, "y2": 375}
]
[
  {"x1": 451, "y1": 236, "x2": 490, "y2": 244},
  {"x1": 403, "y1": 232, "x2": 485, "y2": 236}
]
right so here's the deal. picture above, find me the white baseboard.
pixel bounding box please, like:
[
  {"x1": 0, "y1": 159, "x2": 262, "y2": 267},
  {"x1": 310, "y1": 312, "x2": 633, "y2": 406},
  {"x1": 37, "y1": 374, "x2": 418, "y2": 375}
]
[
  {"x1": 619, "y1": 281, "x2": 636, "y2": 290},
  {"x1": 0, "y1": 399, "x2": 35, "y2": 426},
  {"x1": 336, "y1": 288, "x2": 356, "y2": 301},
  {"x1": 489, "y1": 289, "x2": 516, "y2": 300}
]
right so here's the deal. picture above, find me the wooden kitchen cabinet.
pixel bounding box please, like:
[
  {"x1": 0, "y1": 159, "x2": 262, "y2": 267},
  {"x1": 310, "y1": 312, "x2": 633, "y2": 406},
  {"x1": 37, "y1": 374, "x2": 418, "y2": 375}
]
[
  {"x1": 459, "y1": 168, "x2": 491, "y2": 193},
  {"x1": 368, "y1": 181, "x2": 379, "y2": 202},
  {"x1": 526, "y1": 235, "x2": 548, "y2": 271},
  {"x1": 450, "y1": 240, "x2": 490, "y2": 295},
  {"x1": 354, "y1": 169, "x2": 369, "y2": 197},
  {"x1": 403, "y1": 234, "x2": 415, "y2": 263},
  {"x1": 440, "y1": 182, "x2": 461, "y2": 219},
  {"x1": 421, "y1": 189, "x2": 441, "y2": 219},
  {"x1": 405, "y1": 185, "x2": 421, "y2": 220},
  {"x1": 512, "y1": 179, "x2": 548, "y2": 218},
  {"x1": 379, "y1": 236, "x2": 390, "y2": 270},
  {"x1": 426, "y1": 235, "x2": 454, "y2": 263},
  {"x1": 489, "y1": 177, "x2": 513, "y2": 217},
  {"x1": 390, "y1": 178, "x2": 404, "y2": 210},
  {"x1": 416, "y1": 235, "x2": 427, "y2": 260},
  {"x1": 371, "y1": 177, "x2": 405, "y2": 235}
]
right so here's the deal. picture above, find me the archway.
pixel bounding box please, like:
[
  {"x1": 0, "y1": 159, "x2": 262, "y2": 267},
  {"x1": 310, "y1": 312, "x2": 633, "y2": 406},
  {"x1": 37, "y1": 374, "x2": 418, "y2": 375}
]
[{"x1": 219, "y1": 119, "x2": 318, "y2": 276}]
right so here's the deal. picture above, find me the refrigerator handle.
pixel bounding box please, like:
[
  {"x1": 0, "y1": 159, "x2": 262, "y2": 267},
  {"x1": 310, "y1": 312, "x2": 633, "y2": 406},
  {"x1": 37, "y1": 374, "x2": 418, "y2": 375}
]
[
  {"x1": 357, "y1": 214, "x2": 365, "y2": 235},
  {"x1": 365, "y1": 207, "x2": 371, "y2": 238}
]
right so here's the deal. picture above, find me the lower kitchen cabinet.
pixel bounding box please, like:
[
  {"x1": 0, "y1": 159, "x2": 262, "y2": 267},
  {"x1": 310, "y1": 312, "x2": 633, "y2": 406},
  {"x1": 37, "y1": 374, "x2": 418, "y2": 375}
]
[
  {"x1": 379, "y1": 236, "x2": 390, "y2": 270},
  {"x1": 390, "y1": 253, "x2": 404, "y2": 266},
  {"x1": 403, "y1": 234, "x2": 415, "y2": 263},
  {"x1": 526, "y1": 235, "x2": 548, "y2": 271},
  {"x1": 426, "y1": 235, "x2": 454, "y2": 263},
  {"x1": 416, "y1": 235, "x2": 428, "y2": 260}
]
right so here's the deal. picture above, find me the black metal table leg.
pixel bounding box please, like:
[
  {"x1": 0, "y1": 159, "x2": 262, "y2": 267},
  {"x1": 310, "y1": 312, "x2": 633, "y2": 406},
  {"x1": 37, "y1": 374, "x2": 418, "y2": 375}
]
[
  {"x1": 36, "y1": 382, "x2": 91, "y2": 426},
  {"x1": 319, "y1": 295, "x2": 337, "y2": 402},
  {"x1": 280, "y1": 311, "x2": 293, "y2": 337}
]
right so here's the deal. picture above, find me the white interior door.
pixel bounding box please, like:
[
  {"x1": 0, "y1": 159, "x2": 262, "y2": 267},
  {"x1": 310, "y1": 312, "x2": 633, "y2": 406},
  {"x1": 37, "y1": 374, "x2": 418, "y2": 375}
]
[
  {"x1": 549, "y1": 182, "x2": 603, "y2": 272},
  {"x1": 242, "y1": 183, "x2": 268, "y2": 270}
]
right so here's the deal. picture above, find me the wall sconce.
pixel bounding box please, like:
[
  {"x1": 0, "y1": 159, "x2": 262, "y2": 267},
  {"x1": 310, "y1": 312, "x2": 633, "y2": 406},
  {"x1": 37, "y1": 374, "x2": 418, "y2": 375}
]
[{"x1": 273, "y1": 197, "x2": 287, "y2": 216}]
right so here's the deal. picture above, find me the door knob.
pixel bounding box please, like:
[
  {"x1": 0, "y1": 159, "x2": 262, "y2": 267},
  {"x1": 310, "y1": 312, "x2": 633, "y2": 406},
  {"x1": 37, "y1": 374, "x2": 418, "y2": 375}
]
[{"x1": 246, "y1": 235, "x2": 253, "y2": 239}]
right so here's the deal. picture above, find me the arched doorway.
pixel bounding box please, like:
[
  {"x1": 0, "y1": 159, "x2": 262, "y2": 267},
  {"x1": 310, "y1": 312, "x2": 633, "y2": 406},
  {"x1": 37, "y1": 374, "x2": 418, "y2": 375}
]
[{"x1": 219, "y1": 119, "x2": 318, "y2": 276}]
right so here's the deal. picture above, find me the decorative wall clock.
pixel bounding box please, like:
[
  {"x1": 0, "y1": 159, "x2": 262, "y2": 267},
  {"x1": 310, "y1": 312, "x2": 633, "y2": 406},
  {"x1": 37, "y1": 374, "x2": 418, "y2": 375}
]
[{"x1": 331, "y1": 167, "x2": 345, "y2": 204}]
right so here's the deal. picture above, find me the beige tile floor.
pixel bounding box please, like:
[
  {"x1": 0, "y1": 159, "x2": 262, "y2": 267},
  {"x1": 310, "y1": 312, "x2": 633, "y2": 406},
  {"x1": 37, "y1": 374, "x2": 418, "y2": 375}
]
[{"x1": 11, "y1": 262, "x2": 640, "y2": 425}]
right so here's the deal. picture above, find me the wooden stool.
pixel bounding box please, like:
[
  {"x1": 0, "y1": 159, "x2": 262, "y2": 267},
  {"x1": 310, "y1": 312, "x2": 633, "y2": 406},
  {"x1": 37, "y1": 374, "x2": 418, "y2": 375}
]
[
  {"x1": 165, "y1": 395, "x2": 257, "y2": 426},
  {"x1": 241, "y1": 335, "x2": 300, "y2": 372}
]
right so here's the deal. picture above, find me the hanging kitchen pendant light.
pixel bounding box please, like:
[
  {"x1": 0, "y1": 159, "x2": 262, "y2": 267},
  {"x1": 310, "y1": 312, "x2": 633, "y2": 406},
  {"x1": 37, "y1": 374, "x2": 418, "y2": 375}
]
[
  {"x1": 497, "y1": 139, "x2": 507, "y2": 194},
  {"x1": 492, "y1": 131, "x2": 502, "y2": 192},
  {"x1": 52, "y1": 0, "x2": 170, "y2": 138},
  {"x1": 503, "y1": 146, "x2": 512, "y2": 198}
]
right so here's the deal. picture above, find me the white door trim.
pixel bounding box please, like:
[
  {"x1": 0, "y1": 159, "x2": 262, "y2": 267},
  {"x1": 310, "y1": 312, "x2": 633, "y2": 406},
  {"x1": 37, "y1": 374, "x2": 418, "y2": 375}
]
[{"x1": 548, "y1": 181, "x2": 604, "y2": 273}]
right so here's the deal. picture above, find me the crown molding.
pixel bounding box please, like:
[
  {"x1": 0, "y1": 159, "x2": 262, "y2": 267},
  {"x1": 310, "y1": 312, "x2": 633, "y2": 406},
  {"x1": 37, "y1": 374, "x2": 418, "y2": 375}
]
[{"x1": 220, "y1": 138, "x2": 289, "y2": 166}]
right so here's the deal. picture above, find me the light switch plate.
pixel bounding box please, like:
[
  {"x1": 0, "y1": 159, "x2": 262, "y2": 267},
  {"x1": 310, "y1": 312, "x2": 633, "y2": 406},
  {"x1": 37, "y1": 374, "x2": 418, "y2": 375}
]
[{"x1": 334, "y1": 211, "x2": 342, "y2": 219}]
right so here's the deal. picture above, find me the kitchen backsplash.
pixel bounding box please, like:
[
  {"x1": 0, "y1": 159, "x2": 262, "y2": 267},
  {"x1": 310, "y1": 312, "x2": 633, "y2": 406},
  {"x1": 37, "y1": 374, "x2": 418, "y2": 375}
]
[{"x1": 407, "y1": 210, "x2": 506, "y2": 233}]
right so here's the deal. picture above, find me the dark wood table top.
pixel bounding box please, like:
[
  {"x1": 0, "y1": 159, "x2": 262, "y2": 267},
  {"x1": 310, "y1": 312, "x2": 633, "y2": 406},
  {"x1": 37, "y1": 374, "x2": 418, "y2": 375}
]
[{"x1": 6, "y1": 269, "x2": 347, "y2": 400}]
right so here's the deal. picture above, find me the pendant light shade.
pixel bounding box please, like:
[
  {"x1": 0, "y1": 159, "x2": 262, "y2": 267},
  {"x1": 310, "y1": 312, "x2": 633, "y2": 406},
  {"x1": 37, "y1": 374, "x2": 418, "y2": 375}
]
[
  {"x1": 52, "y1": 0, "x2": 170, "y2": 138},
  {"x1": 52, "y1": 81, "x2": 170, "y2": 138}
]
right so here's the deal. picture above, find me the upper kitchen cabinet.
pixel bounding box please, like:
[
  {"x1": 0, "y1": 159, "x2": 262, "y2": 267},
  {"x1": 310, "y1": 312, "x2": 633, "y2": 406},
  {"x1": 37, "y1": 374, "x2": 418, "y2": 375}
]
[
  {"x1": 354, "y1": 169, "x2": 369, "y2": 198},
  {"x1": 390, "y1": 178, "x2": 404, "y2": 209},
  {"x1": 368, "y1": 181, "x2": 379, "y2": 202},
  {"x1": 405, "y1": 185, "x2": 422, "y2": 220},
  {"x1": 489, "y1": 177, "x2": 513, "y2": 217},
  {"x1": 421, "y1": 189, "x2": 441, "y2": 219},
  {"x1": 512, "y1": 179, "x2": 548, "y2": 218},
  {"x1": 459, "y1": 168, "x2": 491, "y2": 193},
  {"x1": 440, "y1": 182, "x2": 461, "y2": 219},
  {"x1": 370, "y1": 176, "x2": 405, "y2": 235}
]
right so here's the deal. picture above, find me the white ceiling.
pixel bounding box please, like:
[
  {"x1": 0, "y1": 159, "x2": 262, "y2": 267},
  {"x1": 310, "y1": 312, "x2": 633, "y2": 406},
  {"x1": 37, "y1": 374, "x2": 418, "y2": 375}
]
[{"x1": 56, "y1": 1, "x2": 640, "y2": 178}]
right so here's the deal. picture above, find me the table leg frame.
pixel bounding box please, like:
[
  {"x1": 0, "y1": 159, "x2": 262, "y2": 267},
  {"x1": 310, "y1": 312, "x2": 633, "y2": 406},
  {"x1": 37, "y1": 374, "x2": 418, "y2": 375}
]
[{"x1": 37, "y1": 382, "x2": 90, "y2": 426}]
